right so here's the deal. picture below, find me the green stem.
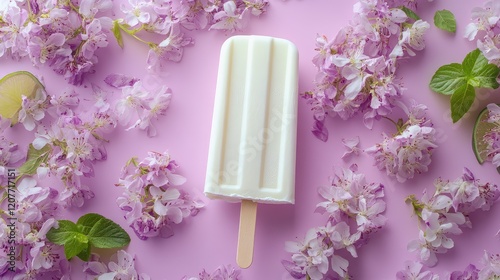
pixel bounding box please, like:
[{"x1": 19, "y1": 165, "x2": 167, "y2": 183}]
[
  {"x1": 67, "y1": 0, "x2": 81, "y2": 14},
  {"x1": 117, "y1": 23, "x2": 152, "y2": 46},
  {"x1": 74, "y1": 40, "x2": 85, "y2": 57},
  {"x1": 381, "y1": 116, "x2": 403, "y2": 133}
]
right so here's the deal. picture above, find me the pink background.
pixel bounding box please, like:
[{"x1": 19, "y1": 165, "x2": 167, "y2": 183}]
[{"x1": 5, "y1": 0, "x2": 500, "y2": 279}]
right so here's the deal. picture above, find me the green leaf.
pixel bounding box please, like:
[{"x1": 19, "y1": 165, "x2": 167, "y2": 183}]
[
  {"x1": 400, "y1": 6, "x2": 420, "y2": 20},
  {"x1": 462, "y1": 49, "x2": 487, "y2": 76},
  {"x1": 450, "y1": 83, "x2": 475, "y2": 123},
  {"x1": 462, "y1": 49, "x2": 500, "y2": 88},
  {"x1": 434, "y1": 9, "x2": 456, "y2": 33},
  {"x1": 469, "y1": 64, "x2": 500, "y2": 88},
  {"x1": 83, "y1": 213, "x2": 131, "y2": 249},
  {"x1": 429, "y1": 63, "x2": 467, "y2": 95},
  {"x1": 112, "y1": 20, "x2": 124, "y2": 48},
  {"x1": 19, "y1": 144, "x2": 52, "y2": 175},
  {"x1": 77, "y1": 243, "x2": 91, "y2": 262},
  {"x1": 47, "y1": 220, "x2": 89, "y2": 260},
  {"x1": 47, "y1": 214, "x2": 130, "y2": 261},
  {"x1": 77, "y1": 213, "x2": 103, "y2": 235},
  {"x1": 64, "y1": 237, "x2": 89, "y2": 260},
  {"x1": 46, "y1": 220, "x2": 85, "y2": 245},
  {"x1": 431, "y1": 49, "x2": 500, "y2": 123}
]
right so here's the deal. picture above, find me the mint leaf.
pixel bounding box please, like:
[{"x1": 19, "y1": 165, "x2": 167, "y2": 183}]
[
  {"x1": 400, "y1": 6, "x2": 420, "y2": 20},
  {"x1": 46, "y1": 220, "x2": 89, "y2": 260},
  {"x1": 46, "y1": 220, "x2": 85, "y2": 245},
  {"x1": 77, "y1": 243, "x2": 91, "y2": 262},
  {"x1": 64, "y1": 237, "x2": 89, "y2": 260},
  {"x1": 462, "y1": 49, "x2": 500, "y2": 88},
  {"x1": 19, "y1": 144, "x2": 52, "y2": 175},
  {"x1": 469, "y1": 64, "x2": 500, "y2": 88},
  {"x1": 450, "y1": 83, "x2": 475, "y2": 123},
  {"x1": 429, "y1": 63, "x2": 466, "y2": 95},
  {"x1": 86, "y1": 214, "x2": 131, "y2": 248},
  {"x1": 77, "y1": 213, "x2": 103, "y2": 235},
  {"x1": 462, "y1": 49, "x2": 486, "y2": 77},
  {"x1": 431, "y1": 49, "x2": 500, "y2": 123},
  {"x1": 434, "y1": 10, "x2": 456, "y2": 33},
  {"x1": 47, "y1": 214, "x2": 130, "y2": 261}
]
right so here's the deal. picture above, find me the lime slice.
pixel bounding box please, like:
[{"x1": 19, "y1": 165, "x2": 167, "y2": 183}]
[
  {"x1": 0, "y1": 71, "x2": 44, "y2": 124},
  {"x1": 472, "y1": 106, "x2": 498, "y2": 164}
]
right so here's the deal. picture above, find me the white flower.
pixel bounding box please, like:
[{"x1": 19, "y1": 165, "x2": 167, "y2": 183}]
[{"x1": 393, "y1": 19, "x2": 430, "y2": 57}]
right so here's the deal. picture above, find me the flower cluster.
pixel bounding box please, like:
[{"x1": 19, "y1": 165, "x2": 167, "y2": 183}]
[
  {"x1": 465, "y1": 0, "x2": 500, "y2": 65},
  {"x1": 0, "y1": 0, "x2": 269, "y2": 84},
  {"x1": 303, "y1": 0, "x2": 431, "y2": 141},
  {"x1": 448, "y1": 251, "x2": 500, "y2": 280},
  {"x1": 366, "y1": 102, "x2": 438, "y2": 183},
  {"x1": 0, "y1": 0, "x2": 112, "y2": 84},
  {"x1": 181, "y1": 264, "x2": 242, "y2": 280},
  {"x1": 116, "y1": 151, "x2": 204, "y2": 240},
  {"x1": 396, "y1": 260, "x2": 439, "y2": 280},
  {"x1": 478, "y1": 103, "x2": 500, "y2": 170},
  {"x1": 0, "y1": 69, "x2": 190, "y2": 277},
  {"x1": 397, "y1": 251, "x2": 500, "y2": 280},
  {"x1": 117, "y1": 0, "x2": 269, "y2": 72},
  {"x1": 32, "y1": 87, "x2": 117, "y2": 208},
  {"x1": 406, "y1": 168, "x2": 499, "y2": 267},
  {"x1": 0, "y1": 82, "x2": 119, "y2": 277},
  {"x1": 105, "y1": 74, "x2": 171, "y2": 137},
  {"x1": 0, "y1": 176, "x2": 68, "y2": 279},
  {"x1": 283, "y1": 167, "x2": 386, "y2": 279},
  {"x1": 83, "y1": 250, "x2": 150, "y2": 280}
]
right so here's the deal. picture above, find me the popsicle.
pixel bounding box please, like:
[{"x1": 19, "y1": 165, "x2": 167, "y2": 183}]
[{"x1": 204, "y1": 35, "x2": 298, "y2": 268}]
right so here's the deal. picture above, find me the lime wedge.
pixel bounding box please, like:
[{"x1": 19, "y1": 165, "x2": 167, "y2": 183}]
[
  {"x1": 472, "y1": 106, "x2": 498, "y2": 164},
  {"x1": 0, "y1": 71, "x2": 44, "y2": 124}
]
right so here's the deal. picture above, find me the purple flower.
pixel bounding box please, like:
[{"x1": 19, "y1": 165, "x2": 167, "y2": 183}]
[
  {"x1": 182, "y1": 264, "x2": 242, "y2": 280},
  {"x1": 285, "y1": 167, "x2": 386, "y2": 279},
  {"x1": 104, "y1": 74, "x2": 139, "y2": 89},
  {"x1": 115, "y1": 81, "x2": 149, "y2": 126},
  {"x1": 341, "y1": 137, "x2": 360, "y2": 159},
  {"x1": 466, "y1": 1, "x2": 500, "y2": 65},
  {"x1": 477, "y1": 251, "x2": 500, "y2": 279},
  {"x1": 18, "y1": 89, "x2": 48, "y2": 131},
  {"x1": 83, "y1": 250, "x2": 150, "y2": 280},
  {"x1": 448, "y1": 264, "x2": 479, "y2": 280},
  {"x1": 391, "y1": 20, "x2": 430, "y2": 57},
  {"x1": 0, "y1": 6, "x2": 30, "y2": 59},
  {"x1": 80, "y1": 19, "x2": 108, "y2": 60},
  {"x1": 407, "y1": 169, "x2": 499, "y2": 266},
  {"x1": 209, "y1": 1, "x2": 250, "y2": 32},
  {"x1": 284, "y1": 225, "x2": 334, "y2": 280},
  {"x1": 29, "y1": 32, "x2": 66, "y2": 64},
  {"x1": 116, "y1": 152, "x2": 203, "y2": 240},
  {"x1": 366, "y1": 104, "x2": 438, "y2": 183},
  {"x1": 127, "y1": 86, "x2": 172, "y2": 137},
  {"x1": 302, "y1": 0, "x2": 430, "y2": 139},
  {"x1": 79, "y1": 0, "x2": 113, "y2": 19},
  {"x1": 47, "y1": 88, "x2": 79, "y2": 117},
  {"x1": 121, "y1": 0, "x2": 153, "y2": 27},
  {"x1": 396, "y1": 260, "x2": 437, "y2": 280},
  {"x1": 147, "y1": 24, "x2": 193, "y2": 71},
  {"x1": 312, "y1": 118, "x2": 328, "y2": 142}
]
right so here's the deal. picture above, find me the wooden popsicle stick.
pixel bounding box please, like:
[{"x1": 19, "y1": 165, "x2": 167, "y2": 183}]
[{"x1": 236, "y1": 199, "x2": 258, "y2": 268}]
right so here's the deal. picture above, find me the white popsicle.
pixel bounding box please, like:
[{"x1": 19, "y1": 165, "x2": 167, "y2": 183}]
[{"x1": 204, "y1": 35, "x2": 298, "y2": 268}]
